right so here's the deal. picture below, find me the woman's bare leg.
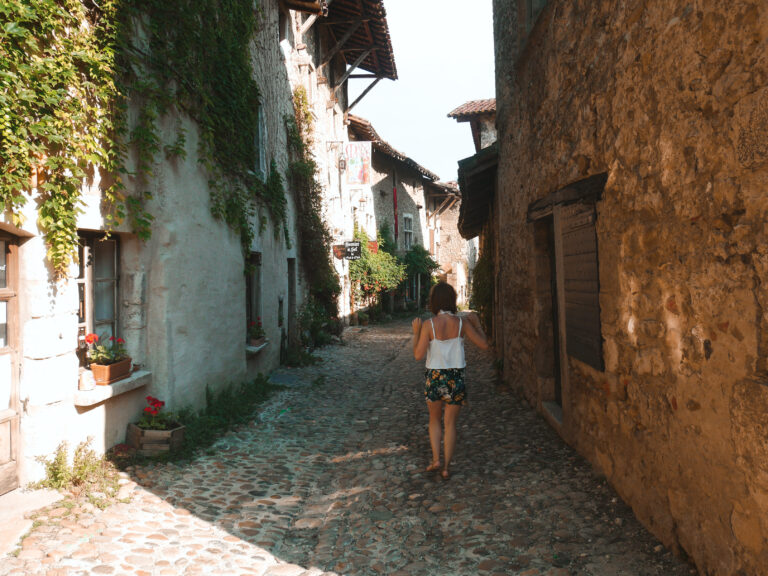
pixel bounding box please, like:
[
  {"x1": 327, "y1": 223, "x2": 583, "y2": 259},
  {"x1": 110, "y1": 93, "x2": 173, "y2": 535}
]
[
  {"x1": 442, "y1": 404, "x2": 462, "y2": 477},
  {"x1": 426, "y1": 400, "x2": 443, "y2": 470}
]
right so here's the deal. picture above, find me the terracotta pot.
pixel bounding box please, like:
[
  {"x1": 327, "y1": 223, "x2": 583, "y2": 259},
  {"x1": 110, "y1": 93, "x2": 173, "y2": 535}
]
[
  {"x1": 90, "y1": 357, "x2": 132, "y2": 385},
  {"x1": 126, "y1": 422, "x2": 185, "y2": 456},
  {"x1": 249, "y1": 337, "x2": 266, "y2": 347}
]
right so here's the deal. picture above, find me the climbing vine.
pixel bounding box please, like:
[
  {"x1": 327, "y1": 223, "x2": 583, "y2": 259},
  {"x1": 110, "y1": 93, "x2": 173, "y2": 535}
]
[
  {"x1": 0, "y1": 0, "x2": 124, "y2": 275},
  {"x1": 286, "y1": 87, "x2": 340, "y2": 316},
  {"x1": 0, "y1": 0, "x2": 290, "y2": 275},
  {"x1": 470, "y1": 249, "x2": 494, "y2": 333}
]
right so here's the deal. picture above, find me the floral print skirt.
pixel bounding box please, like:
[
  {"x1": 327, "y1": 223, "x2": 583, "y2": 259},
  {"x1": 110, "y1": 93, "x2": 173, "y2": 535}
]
[{"x1": 424, "y1": 368, "x2": 466, "y2": 406}]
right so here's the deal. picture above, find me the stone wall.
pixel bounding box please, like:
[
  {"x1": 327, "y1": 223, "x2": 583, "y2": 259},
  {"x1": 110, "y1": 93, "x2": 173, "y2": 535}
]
[
  {"x1": 13, "y1": 0, "x2": 331, "y2": 485},
  {"x1": 436, "y1": 201, "x2": 471, "y2": 305},
  {"x1": 493, "y1": 0, "x2": 768, "y2": 573}
]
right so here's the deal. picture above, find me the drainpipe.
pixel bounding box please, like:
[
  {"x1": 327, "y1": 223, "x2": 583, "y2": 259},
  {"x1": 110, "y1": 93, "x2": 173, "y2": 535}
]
[{"x1": 393, "y1": 168, "x2": 398, "y2": 242}]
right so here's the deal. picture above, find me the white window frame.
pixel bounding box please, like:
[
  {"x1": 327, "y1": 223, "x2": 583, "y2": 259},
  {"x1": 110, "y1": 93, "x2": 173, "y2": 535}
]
[
  {"x1": 403, "y1": 214, "x2": 413, "y2": 251},
  {"x1": 246, "y1": 252, "x2": 262, "y2": 342},
  {"x1": 77, "y1": 233, "x2": 119, "y2": 366},
  {"x1": 255, "y1": 106, "x2": 268, "y2": 180}
]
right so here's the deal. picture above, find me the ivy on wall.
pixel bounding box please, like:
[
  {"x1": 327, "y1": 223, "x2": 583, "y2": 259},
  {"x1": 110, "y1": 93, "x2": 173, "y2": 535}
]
[
  {"x1": 0, "y1": 0, "x2": 291, "y2": 275},
  {"x1": 0, "y1": 0, "x2": 123, "y2": 275},
  {"x1": 349, "y1": 224, "x2": 406, "y2": 302},
  {"x1": 286, "y1": 87, "x2": 340, "y2": 316}
]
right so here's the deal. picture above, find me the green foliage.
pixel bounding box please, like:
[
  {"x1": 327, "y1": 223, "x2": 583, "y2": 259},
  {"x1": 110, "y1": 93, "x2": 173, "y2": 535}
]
[
  {"x1": 283, "y1": 345, "x2": 319, "y2": 367},
  {"x1": 34, "y1": 438, "x2": 119, "y2": 507},
  {"x1": 470, "y1": 250, "x2": 494, "y2": 333},
  {"x1": 377, "y1": 220, "x2": 397, "y2": 254},
  {"x1": 402, "y1": 244, "x2": 439, "y2": 276},
  {"x1": 349, "y1": 225, "x2": 406, "y2": 301},
  {"x1": 286, "y1": 87, "x2": 340, "y2": 315},
  {"x1": 299, "y1": 295, "x2": 336, "y2": 348},
  {"x1": 119, "y1": 0, "x2": 280, "y2": 252},
  {"x1": 0, "y1": 0, "x2": 124, "y2": 275},
  {"x1": 85, "y1": 333, "x2": 128, "y2": 365},
  {"x1": 1, "y1": 0, "x2": 284, "y2": 274},
  {"x1": 35, "y1": 442, "x2": 71, "y2": 490}
]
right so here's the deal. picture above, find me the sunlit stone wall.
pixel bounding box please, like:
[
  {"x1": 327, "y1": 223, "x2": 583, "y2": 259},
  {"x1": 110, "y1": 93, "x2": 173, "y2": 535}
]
[{"x1": 493, "y1": 1, "x2": 768, "y2": 574}]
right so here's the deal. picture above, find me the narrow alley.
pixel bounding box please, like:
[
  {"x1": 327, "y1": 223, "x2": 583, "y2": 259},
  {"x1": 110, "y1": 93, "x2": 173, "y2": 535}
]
[{"x1": 2, "y1": 320, "x2": 694, "y2": 576}]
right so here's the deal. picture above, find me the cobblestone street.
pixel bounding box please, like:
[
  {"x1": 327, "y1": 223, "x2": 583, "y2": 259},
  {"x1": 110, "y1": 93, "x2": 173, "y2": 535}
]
[{"x1": 2, "y1": 319, "x2": 696, "y2": 576}]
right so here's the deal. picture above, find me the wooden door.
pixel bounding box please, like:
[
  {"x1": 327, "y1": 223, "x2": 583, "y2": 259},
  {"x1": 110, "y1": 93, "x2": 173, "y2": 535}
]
[{"x1": 0, "y1": 237, "x2": 19, "y2": 495}]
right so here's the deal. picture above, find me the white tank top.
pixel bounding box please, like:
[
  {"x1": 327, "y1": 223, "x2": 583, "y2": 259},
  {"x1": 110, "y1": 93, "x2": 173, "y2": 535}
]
[{"x1": 425, "y1": 314, "x2": 466, "y2": 369}]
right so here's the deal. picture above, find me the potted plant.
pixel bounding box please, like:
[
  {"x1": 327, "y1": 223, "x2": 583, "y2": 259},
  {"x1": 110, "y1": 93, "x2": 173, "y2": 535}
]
[
  {"x1": 248, "y1": 317, "x2": 266, "y2": 347},
  {"x1": 126, "y1": 395, "x2": 185, "y2": 456},
  {"x1": 357, "y1": 311, "x2": 369, "y2": 326},
  {"x1": 85, "y1": 333, "x2": 132, "y2": 385}
]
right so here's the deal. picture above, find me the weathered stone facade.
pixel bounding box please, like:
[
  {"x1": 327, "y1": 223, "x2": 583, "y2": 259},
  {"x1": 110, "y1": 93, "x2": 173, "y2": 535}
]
[
  {"x1": 493, "y1": 0, "x2": 768, "y2": 573},
  {"x1": 7, "y1": 0, "x2": 372, "y2": 488}
]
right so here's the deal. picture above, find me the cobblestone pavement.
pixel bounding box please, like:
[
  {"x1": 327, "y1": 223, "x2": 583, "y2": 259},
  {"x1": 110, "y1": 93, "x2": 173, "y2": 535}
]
[{"x1": 2, "y1": 319, "x2": 697, "y2": 576}]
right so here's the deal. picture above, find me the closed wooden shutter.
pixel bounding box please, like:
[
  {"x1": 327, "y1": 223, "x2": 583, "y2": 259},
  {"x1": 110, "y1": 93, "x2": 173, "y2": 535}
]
[{"x1": 561, "y1": 202, "x2": 603, "y2": 371}]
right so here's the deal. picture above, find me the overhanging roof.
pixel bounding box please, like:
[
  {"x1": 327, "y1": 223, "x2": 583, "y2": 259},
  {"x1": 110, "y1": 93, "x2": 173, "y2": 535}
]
[
  {"x1": 323, "y1": 0, "x2": 397, "y2": 80},
  {"x1": 526, "y1": 173, "x2": 608, "y2": 222},
  {"x1": 448, "y1": 98, "x2": 496, "y2": 121},
  {"x1": 348, "y1": 114, "x2": 438, "y2": 180},
  {"x1": 457, "y1": 143, "x2": 498, "y2": 239}
]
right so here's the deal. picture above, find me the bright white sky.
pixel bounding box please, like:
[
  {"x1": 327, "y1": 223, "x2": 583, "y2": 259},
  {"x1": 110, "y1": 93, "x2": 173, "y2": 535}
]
[{"x1": 348, "y1": 0, "x2": 495, "y2": 183}]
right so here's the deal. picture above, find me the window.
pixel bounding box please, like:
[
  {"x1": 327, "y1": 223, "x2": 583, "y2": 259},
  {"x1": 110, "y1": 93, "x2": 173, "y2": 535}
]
[
  {"x1": 406, "y1": 275, "x2": 418, "y2": 301},
  {"x1": 245, "y1": 252, "x2": 262, "y2": 341},
  {"x1": 77, "y1": 234, "x2": 119, "y2": 366},
  {"x1": 254, "y1": 106, "x2": 268, "y2": 179},
  {"x1": 403, "y1": 214, "x2": 413, "y2": 251},
  {"x1": 560, "y1": 202, "x2": 603, "y2": 371}
]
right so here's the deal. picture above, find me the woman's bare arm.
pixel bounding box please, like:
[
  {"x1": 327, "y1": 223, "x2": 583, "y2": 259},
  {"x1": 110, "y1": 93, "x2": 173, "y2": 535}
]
[
  {"x1": 412, "y1": 317, "x2": 430, "y2": 360},
  {"x1": 462, "y1": 312, "x2": 489, "y2": 350}
]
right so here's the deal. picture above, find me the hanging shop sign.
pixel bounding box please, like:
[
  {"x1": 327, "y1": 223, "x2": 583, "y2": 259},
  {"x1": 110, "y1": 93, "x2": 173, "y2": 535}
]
[{"x1": 344, "y1": 241, "x2": 361, "y2": 260}]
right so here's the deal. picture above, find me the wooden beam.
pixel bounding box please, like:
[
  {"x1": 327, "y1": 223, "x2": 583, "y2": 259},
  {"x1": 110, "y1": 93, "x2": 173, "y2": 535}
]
[
  {"x1": 347, "y1": 77, "x2": 382, "y2": 112},
  {"x1": 349, "y1": 74, "x2": 378, "y2": 79},
  {"x1": 333, "y1": 48, "x2": 372, "y2": 88},
  {"x1": 341, "y1": 45, "x2": 380, "y2": 53},
  {"x1": 299, "y1": 14, "x2": 318, "y2": 35},
  {"x1": 282, "y1": 0, "x2": 325, "y2": 15},
  {"x1": 321, "y1": 17, "x2": 371, "y2": 26},
  {"x1": 321, "y1": 21, "x2": 362, "y2": 66}
]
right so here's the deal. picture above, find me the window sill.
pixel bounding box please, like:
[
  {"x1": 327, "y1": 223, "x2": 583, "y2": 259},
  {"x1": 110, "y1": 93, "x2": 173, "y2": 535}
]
[
  {"x1": 246, "y1": 340, "x2": 270, "y2": 356},
  {"x1": 73, "y1": 370, "x2": 152, "y2": 407}
]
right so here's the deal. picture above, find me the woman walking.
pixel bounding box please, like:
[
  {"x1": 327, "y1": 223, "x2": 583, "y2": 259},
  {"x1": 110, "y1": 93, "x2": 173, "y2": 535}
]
[{"x1": 412, "y1": 282, "x2": 488, "y2": 479}]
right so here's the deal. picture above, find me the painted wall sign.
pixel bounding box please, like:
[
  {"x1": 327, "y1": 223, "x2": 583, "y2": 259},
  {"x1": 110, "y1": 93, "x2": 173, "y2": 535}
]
[
  {"x1": 346, "y1": 142, "x2": 371, "y2": 185},
  {"x1": 332, "y1": 244, "x2": 345, "y2": 260}
]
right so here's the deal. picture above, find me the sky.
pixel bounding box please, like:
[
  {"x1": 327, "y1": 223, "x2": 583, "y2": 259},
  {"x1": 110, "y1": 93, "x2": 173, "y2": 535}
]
[{"x1": 348, "y1": 0, "x2": 495, "y2": 183}]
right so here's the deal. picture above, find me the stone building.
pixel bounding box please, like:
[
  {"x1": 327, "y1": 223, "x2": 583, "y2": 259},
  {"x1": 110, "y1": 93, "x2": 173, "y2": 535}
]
[
  {"x1": 0, "y1": 0, "x2": 397, "y2": 493},
  {"x1": 346, "y1": 114, "x2": 439, "y2": 306},
  {"x1": 491, "y1": 0, "x2": 768, "y2": 573},
  {"x1": 423, "y1": 180, "x2": 474, "y2": 307},
  {"x1": 451, "y1": 99, "x2": 499, "y2": 339}
]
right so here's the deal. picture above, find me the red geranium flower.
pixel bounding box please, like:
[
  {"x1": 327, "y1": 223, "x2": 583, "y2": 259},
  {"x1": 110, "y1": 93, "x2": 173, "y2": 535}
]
[{"x1": 85, "y1": 333, "x2": 98, "y2": 344}]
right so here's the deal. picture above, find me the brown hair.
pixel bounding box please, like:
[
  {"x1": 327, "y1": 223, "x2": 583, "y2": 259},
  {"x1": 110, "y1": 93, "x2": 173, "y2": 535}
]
[{"x1": 429, "y1": 282, "x2": 457, "y2": 315}]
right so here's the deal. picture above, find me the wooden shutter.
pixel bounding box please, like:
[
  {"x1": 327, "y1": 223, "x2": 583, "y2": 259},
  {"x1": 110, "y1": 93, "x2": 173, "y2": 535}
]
[{"x1": 561, "y1": 202, "x2": 603, "y2": 371}]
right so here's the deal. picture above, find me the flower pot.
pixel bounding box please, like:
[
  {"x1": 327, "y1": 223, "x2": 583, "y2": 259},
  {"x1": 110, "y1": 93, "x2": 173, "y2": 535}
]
[
  {"x1": 90, "y1": 357, "x2": 132, "y2": 385},
  {"x1": 249, "y1": 337, "x2": 266, "y2": 347},
  {"x1": 126, "y1": 422, "x2": 185, "y2": 456}
]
